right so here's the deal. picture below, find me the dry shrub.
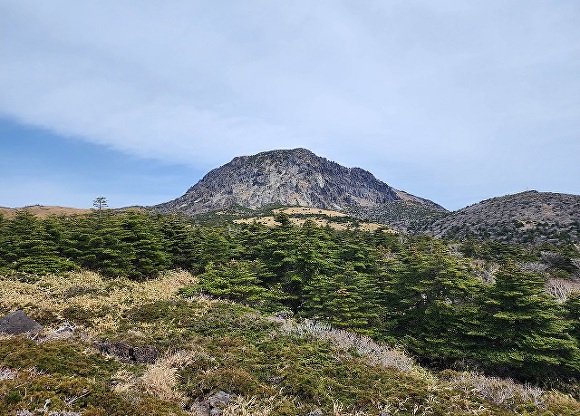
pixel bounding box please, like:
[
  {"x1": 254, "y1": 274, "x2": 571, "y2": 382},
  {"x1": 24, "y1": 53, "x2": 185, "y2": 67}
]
[
  {"x1": 0, "y1": 366, "x2": 17, "y2": 380},
  {"x1": 543, "y1": 390, "x2": 580, "y2": 412},
  {"x1": 276, "y1": 319, "x2": 414, "y2": 373},
  {"x1": 545, "y1": 277, "x2": 580, "y2": 302},
  {"x1": 470, "y1": 259, "x2": 499, "y2": 283},
  {"x1": 331, "y1": 400, "x2": 371, "y2": 415},
  {"x1": 140, "y1": 348, "x2": 201, "y2": 404},
  {"x1": 111, "y1": 368, "x2": 139, "y2": 394},
  {"x1": 219, "y1": 395, "x2": 274, "y2": 416},
  {"x1": 448, "y1": 371, "x2": 544, "y2": 408},
  {"x1": 519, "y1": 261, "x2": 549, "y2": 274}
]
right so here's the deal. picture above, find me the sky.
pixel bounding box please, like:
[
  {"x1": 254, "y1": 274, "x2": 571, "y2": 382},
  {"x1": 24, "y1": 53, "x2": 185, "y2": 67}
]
[{"x1": 1, "y1": 1, "x2": 579, "y2": 211}]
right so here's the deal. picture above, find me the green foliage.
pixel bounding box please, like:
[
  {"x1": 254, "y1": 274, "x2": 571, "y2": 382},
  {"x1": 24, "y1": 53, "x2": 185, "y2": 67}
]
[
  {"x1": 302, "y1": 264, "x2": 380, "y2": 335},
  {"x1": 194, "y1": 260, "x2": 282, "y2": 310},
  {"x1": 1, "y1": 208, "x2": 579, "y2": 389},
  {"x1": 381, "y1": 245, "x2": 484, "y2": 363},
  {"x1": 478, "y1": 264, "x2": 580, "y2": 380},
  {"x1": 565, "y1": 294, "x2": 580, "y2": 344},
  {"x1": 0, "y1": 337, "x2": 119, "y2": 378},
  {"x1": 0, "y1": 210, "x2": 171, "y2": 279},
  {"x1": 0, "y1": 338, "x2": 188, "y2": 415}
]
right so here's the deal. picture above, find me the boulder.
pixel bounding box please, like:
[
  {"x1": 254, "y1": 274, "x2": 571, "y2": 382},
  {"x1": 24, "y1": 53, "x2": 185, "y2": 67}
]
[
  {"x1": 0, "y1": 310, "x2": 42, "y2": 334},
  {"x1": 97, "y1": 341, "x2": 158, "y2": 364},
  {"x1": 190, "y1": 391, "x2": 233, "y2": 416}
]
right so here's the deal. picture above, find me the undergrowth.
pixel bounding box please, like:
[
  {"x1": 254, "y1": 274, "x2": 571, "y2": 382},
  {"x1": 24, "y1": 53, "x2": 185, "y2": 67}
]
[{"x1": 1, "y1": 271, "x2": 579, "y2": 415}]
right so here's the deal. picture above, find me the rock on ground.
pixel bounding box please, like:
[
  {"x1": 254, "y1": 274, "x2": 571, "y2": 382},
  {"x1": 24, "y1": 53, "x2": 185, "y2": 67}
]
[{"x1": 0, "y1": 310, "x2": 42, "y2": 334}]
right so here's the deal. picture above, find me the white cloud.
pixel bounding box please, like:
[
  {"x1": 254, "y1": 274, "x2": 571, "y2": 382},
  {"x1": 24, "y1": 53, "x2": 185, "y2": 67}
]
[{"x1": 1, "y1": 0, "x2": 579, "y2": 209}]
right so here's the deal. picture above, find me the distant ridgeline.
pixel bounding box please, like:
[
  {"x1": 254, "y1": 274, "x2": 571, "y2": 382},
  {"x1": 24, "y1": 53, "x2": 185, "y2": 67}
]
[
  {"x1": 422, "y1": 191, "x2": 580, "y2": 245},
  {"x1": 1, "y1": 208, "x2": 579, "y2": 388}
]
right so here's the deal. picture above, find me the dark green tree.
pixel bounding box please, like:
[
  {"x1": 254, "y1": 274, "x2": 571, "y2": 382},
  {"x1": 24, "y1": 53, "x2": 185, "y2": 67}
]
[
  {"x1": 117, "y1": 212, "x2": 171, "y2": 280},
  {"x1": 302, "y1": 263, "x2": 379, "y2": 335},
  {"x1": 564, "y1": 294, "x2": 580, "y2": 344},
  {"x1": 195, "y1": 260, "x2": 277, "y2": 309},
  {"x1": 158, "y1": 214, "x2": 199, "y2": 270},
  {"x1": 479, "y1": 264, "x2": 580, "y2": 380},
  {"x1": 381, "y1": 246, "x2": 483, "y2": 363},
  {"x1": 67, "y1": 212, "x2": 134, "y2": 277},
  {"x1": 0, "y1": 211, "x2": 77, "y2": 275}
]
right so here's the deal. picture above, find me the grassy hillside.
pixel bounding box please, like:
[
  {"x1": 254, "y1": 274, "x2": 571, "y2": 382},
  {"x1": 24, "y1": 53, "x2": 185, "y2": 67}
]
[
  {"x1": 0, "y1": 205, "x2": 90, "y2": 218},
  {"x1": 2, "y1": 271, "x2": 579, "y2": 415}
]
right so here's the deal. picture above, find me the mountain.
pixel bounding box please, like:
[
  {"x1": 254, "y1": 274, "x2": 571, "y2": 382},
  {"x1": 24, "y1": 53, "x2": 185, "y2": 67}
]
[
  {"x1": 154, "y1": 148, "x2": 445, "y2": 220},
  {"x1": 423, "y1": 190, "x2": 580, "y2": 245}
]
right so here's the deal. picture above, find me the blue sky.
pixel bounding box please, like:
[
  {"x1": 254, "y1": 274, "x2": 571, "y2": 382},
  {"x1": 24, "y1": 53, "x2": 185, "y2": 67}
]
[{"x1": 1, "y1": 1, "x2": 579, "y2": 210}]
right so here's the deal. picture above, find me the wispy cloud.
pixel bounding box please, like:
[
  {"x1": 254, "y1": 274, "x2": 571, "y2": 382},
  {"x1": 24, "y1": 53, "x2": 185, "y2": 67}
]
[{"x1": 1, "y1": 1, "x2": 579, "y2": 209}]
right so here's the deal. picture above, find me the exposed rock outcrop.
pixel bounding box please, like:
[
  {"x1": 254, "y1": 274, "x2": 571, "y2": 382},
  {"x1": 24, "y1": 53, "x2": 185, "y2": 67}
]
[{"x1": 154, "y1": 148, "x2": 443, "y2": 216}]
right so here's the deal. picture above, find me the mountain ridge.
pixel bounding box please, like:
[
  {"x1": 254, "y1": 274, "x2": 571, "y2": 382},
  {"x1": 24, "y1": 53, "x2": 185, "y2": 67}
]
[
  {"x1": 423, "y1": 190, "x2": 580, "y2": 245},
  {"x1": 153, "y1": 148, "x2": 444, "y2": 217}
]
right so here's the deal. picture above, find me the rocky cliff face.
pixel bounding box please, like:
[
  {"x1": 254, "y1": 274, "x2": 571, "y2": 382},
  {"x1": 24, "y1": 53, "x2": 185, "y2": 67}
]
[{"x1": 154, "y1": 148, "x2": 443, "y2": 216}]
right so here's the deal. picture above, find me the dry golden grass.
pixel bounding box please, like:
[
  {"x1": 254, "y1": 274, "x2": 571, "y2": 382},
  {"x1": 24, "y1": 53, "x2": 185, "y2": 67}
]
[
  {"x1": 218, "y1": 396, "x2": 275, "y2": 416},
  {"x1": 234, "y1": 216, "x2": 391, "y2": 232},
  {"x1": 273, "y1": 207, "x2": 348, "y2": 217},
  {"x1": 140, "y1": 349, "x2": 200, "y2": 404},
  {"x1": 0, "y1": 205, "x2": 90, "y2": 218},
  {"x1": 0, "y1": 269, "x2": 197, "y2": 336}
]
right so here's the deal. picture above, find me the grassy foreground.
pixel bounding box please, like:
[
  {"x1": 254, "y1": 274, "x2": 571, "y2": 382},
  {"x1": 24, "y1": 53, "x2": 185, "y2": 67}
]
[{"x1": 1, "y1": 271, "x2": 579, "y2": 415}]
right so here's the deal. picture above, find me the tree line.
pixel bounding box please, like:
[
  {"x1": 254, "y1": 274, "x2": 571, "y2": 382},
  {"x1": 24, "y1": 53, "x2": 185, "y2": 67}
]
[{"x1": 0, "y1": 209, "x2": 579, "y2": 388}]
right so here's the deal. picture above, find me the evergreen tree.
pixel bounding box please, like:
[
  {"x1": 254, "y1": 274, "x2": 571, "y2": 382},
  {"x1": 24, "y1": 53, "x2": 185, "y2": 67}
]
[
  {"x1": 337, "y1": 230, "x2": 379, "y2": 274},
  {"x1": 563, "y1": 294, "x2": 580, "y2": 376},
  {"x1": 189, "y1": 226, "x2": 238, "y2": 273},
  {"x1": 564, "y1": 294, "x2": 580, "y2": 345},
  {"x1": 479, "y1": 264, "x2": 580, "y2": 380},
  {"x1": 0, "y1": 211, "x2": 77, "y2": 274},
  {"x1": 259, "y1": 215, "x2": 304, "y2": 311},
  {"x1": 70, "y1": 212, "x2": 134, "y2": 277},
  {"x1": 158, "y1": 214, "x2": 198, "y2": 270},
  {"x1": 196, "y1": 260, "x2": 275, "y2": 308},
  {"x1": 302, "y1": 263, "x2": 379, "y2": 335},
  {"x1": 118, "y1": 212, "x2": 171, "y2": 280},
  {"x1": 381, "y1": 247, "x2": 483, "y2": 363},
  {"x1": 296, "y1": 220, "x2": 339, "y2": 278}
]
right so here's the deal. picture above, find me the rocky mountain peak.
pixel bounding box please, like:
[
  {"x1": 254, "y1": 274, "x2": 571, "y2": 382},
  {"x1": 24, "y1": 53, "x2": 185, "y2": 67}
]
[{"x1": 155, "y1": 148, "x2": 442, "y2": 216}]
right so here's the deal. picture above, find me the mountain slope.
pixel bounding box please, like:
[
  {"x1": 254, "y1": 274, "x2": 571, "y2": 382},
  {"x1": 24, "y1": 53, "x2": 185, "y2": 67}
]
[
  {"x1": 423, "y1": 191, "x2": 580, "y2": 245},
  {"x1": 154, "y1": 148, "x2": 444, "y2": 218},
  {"x1": 2, "y1": 271, "x2": 579, "y2": 415}
]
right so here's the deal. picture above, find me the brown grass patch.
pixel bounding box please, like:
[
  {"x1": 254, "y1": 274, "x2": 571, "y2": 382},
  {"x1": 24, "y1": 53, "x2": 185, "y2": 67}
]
[{"x1": 0, "y1": 205, "x2": 90, "y2": 218}]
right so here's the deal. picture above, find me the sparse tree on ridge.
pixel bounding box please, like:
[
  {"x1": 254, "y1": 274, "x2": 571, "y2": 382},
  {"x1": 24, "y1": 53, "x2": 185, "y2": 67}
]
[{"x1": 93, "y1": 196, "x2": 108, "y2": 211}]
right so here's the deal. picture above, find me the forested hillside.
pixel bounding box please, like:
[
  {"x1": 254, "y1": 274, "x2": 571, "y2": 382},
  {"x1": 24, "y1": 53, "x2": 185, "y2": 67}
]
[{"x1": 1, "y1": 209, "x2": 579, "y2": 388}]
